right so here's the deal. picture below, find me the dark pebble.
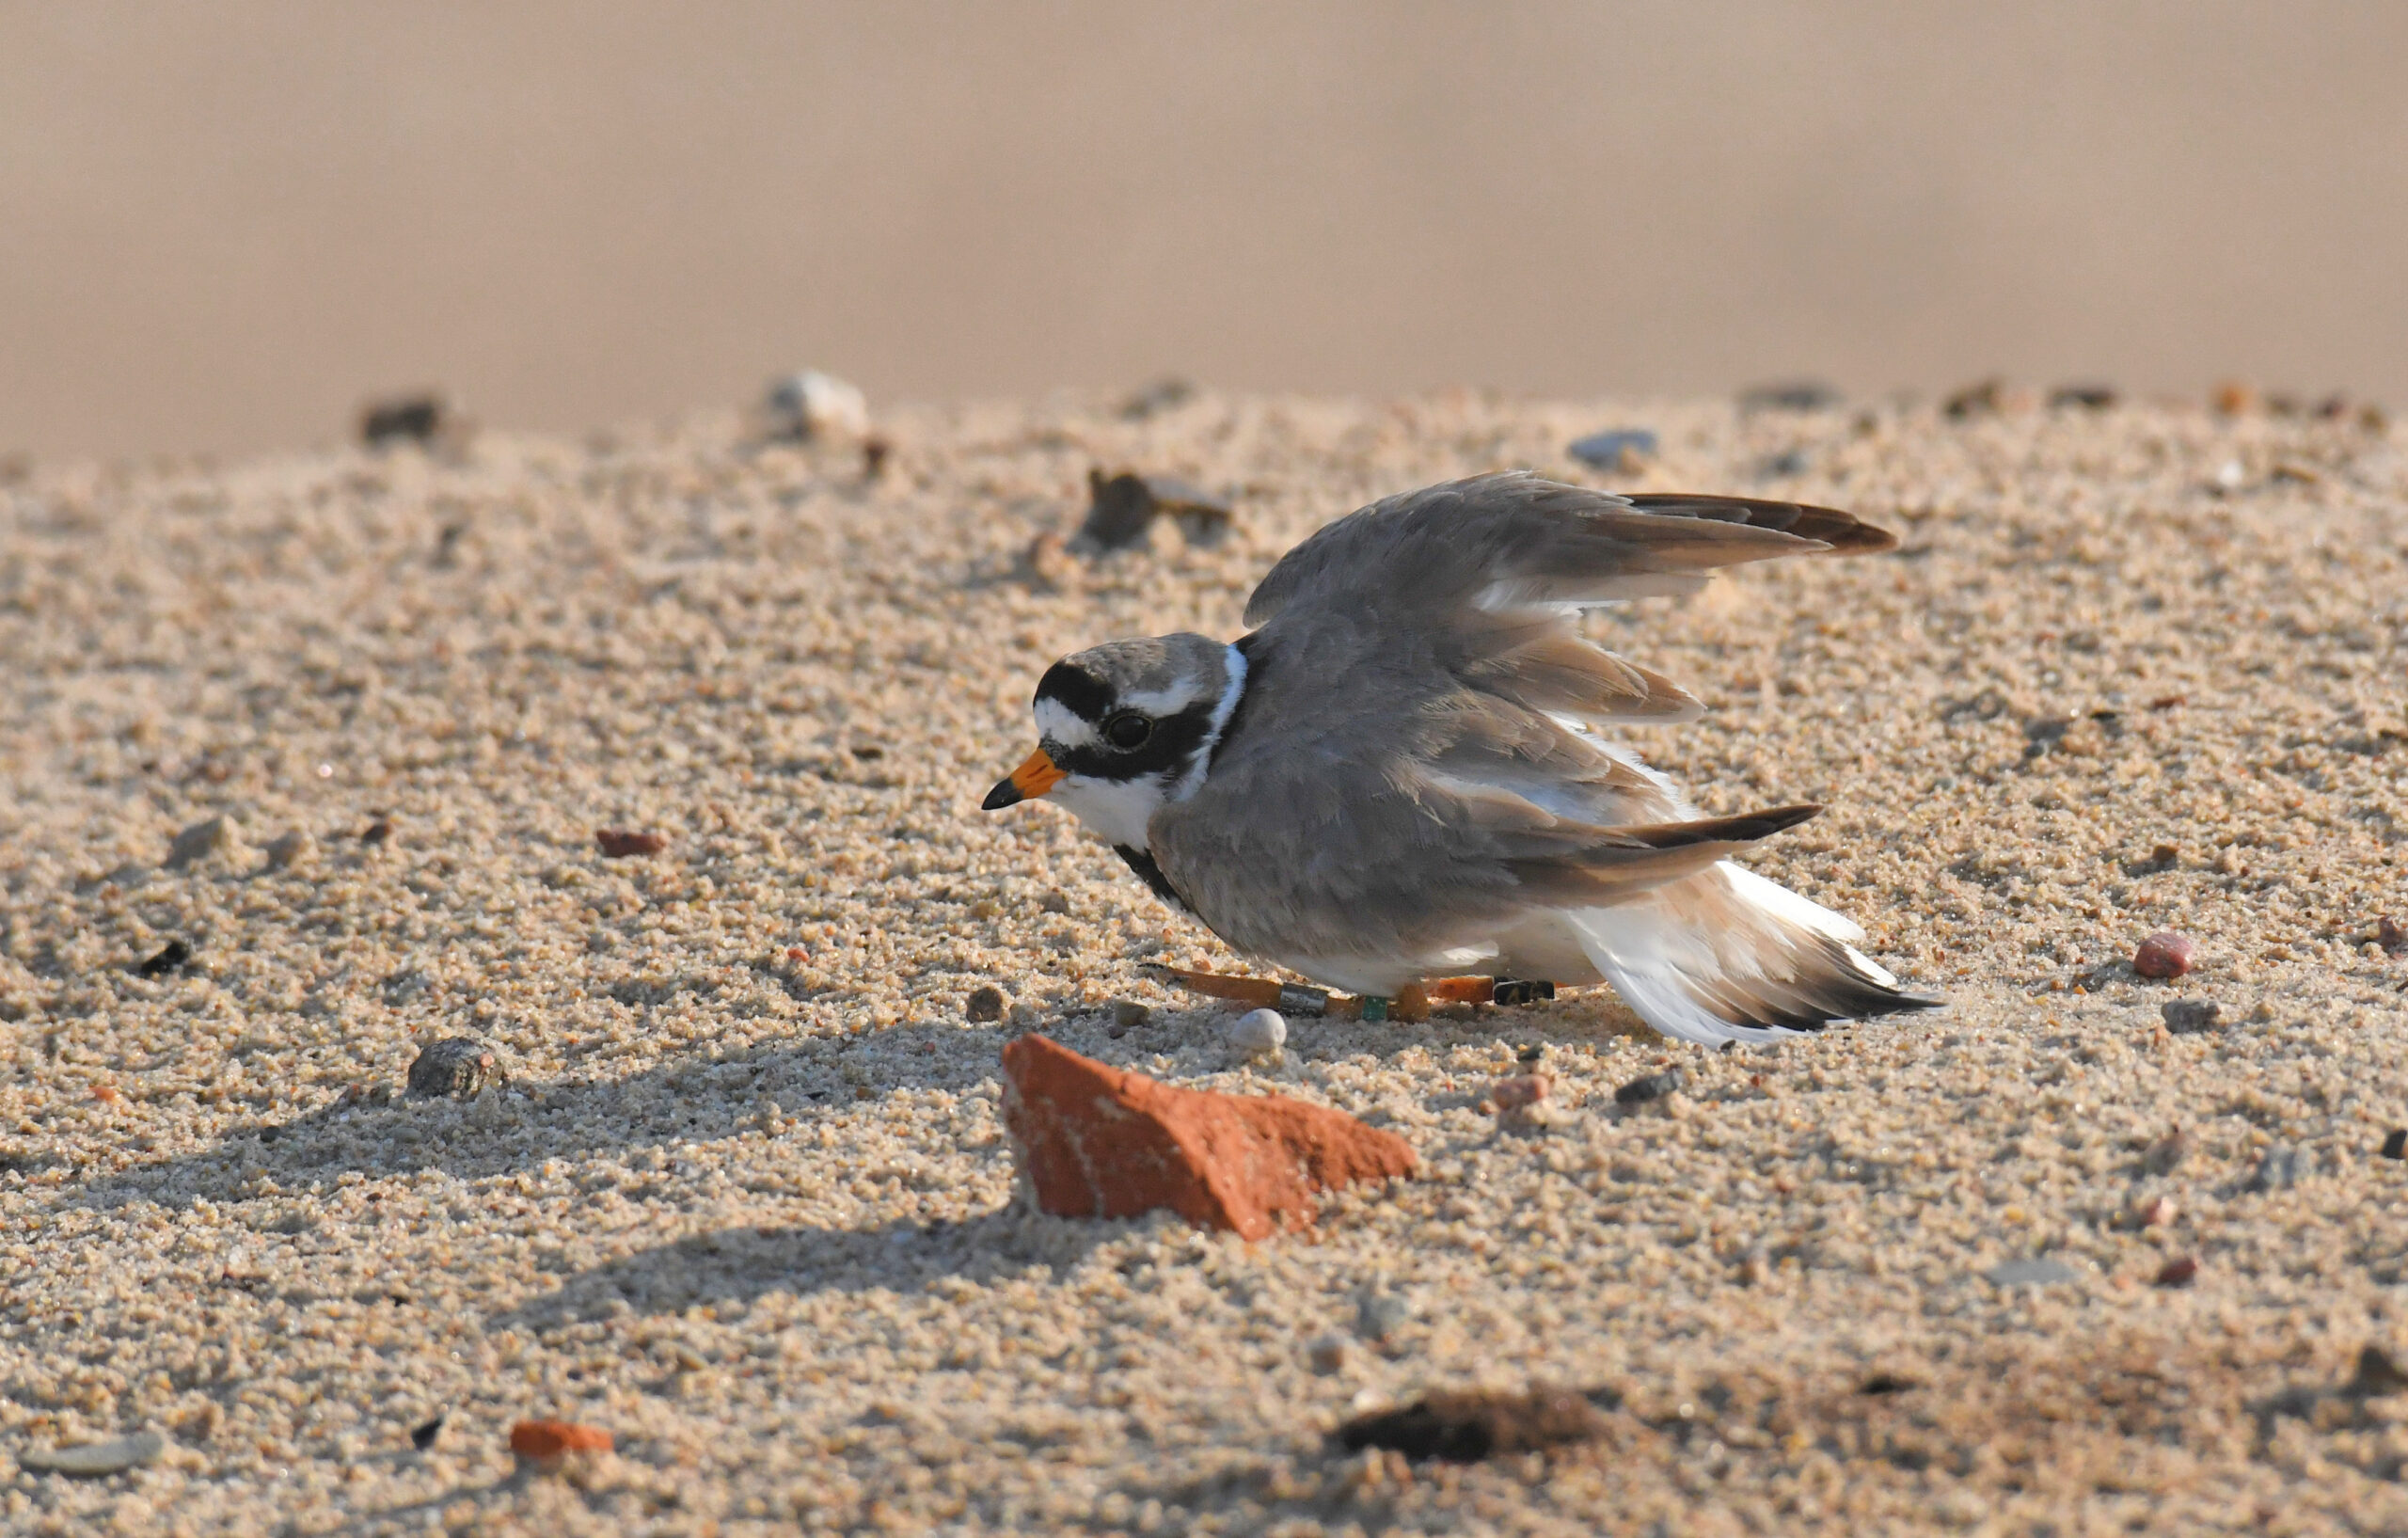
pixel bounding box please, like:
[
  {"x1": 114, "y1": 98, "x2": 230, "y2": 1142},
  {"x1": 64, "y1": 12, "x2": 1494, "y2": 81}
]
[
  {"x1": 406, "y1": 1038, "x2": 504, "y2": 1100},
  {"x1": 360, "y1": 819, "x2": 393, "y2": 847},
  {"x1": 2161, "y1": 999, "x2": 2221, "y2": 1034},
  {"x1": 2049, "y1": 383, "x2": 2118, "y2": 410},
  {"x1": 2154, "y1": 1256, "x2": 2199, "y2": 1288},
  {"x1": 1737, "y1": 380, "x2": 1842, "y2": 413},
  {"x1": 1614, "y1": 1069, "x2": 1684, "y2": 1106},
  {"x1": 360, "y1": 392, "x2": 454, "y2": 448},
  {"x1": 1566, "y1": 429, "x2": 1657, "y2": 468},
  {"x1": 1859, "y1": 1372, "x2": 1921, "y2": 1395},
  {"x1": 135, "y1": 939, "x2": 193, "y2": 978},
  {"x1": 2379, "y1": 916, "x2": 2406, "y2": 955},
  {"x1": 595, "y1": 828, "x2": 667, "y2": 859},
  {"x1": 2351, "y1": 1346, "x2": 2408, "y2": 1396},
  {"x1": 1111, "y1": 1000, "x2": 1150, "y2": 1030},
  {"x1": 964, "y1": 986, "x2": 1007, "y2": 1023},
  {"x1": 410, "y1": 1415, "x2": 444, "y2": 1451},
  {"x1": 2382, "y1": 1130, "x2": 2406, "y2": 1161},
  {"x1": 1336, "y1": 1386, "x2": 1606, "y2": 1464},
  {"x1": 1119, "y1": 376, "x2": 1196, "y2": 420},
  {"x1": 1942, "y1": 377, "x2": 2004, "y2": 420}
]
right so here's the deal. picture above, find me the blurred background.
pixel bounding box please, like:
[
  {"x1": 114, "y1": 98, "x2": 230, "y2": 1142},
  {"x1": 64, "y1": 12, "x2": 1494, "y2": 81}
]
[{"x1": 6, "y1": 1, "x2": 2407, "y2": 459}]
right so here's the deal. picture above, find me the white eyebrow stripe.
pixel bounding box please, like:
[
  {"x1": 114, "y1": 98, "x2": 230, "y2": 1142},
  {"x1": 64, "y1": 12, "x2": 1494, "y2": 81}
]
[{"x1": 1033, "y1": 698, "x2": 1099, "y2": 748}]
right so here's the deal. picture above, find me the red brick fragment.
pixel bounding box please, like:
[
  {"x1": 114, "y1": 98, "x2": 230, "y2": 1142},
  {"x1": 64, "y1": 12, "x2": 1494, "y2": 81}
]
[
  {"x1": 595, "y1": 829, "x2": 667, "y2": 859},
  {"x1": 1001, "y1": 1034, "x2": 1415, "y2": 1241},
  {"x1": 510, "y1": 1419, "x2": 613, "y2": 1460},
  {"x1": 2132, "y1": 931, "x2": 2196, "y2": 979}
]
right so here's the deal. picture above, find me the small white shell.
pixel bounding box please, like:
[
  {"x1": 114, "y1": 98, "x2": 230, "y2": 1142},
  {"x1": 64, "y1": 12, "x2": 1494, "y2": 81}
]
[{"x1": 1228, "y1": 1007, "x2": 1287, "y2": 1058}]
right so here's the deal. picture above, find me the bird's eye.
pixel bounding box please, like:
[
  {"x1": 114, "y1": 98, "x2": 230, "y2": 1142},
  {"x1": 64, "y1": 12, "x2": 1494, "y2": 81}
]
[{"x1": 1102, "y1": 712, "x2": 1153, "y2": 750}]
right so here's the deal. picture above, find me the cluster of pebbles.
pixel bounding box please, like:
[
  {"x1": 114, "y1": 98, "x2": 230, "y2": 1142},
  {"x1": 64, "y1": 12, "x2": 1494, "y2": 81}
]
[{"x1": 0, "y1": 388, "x2": 2404, "y2": 1532}]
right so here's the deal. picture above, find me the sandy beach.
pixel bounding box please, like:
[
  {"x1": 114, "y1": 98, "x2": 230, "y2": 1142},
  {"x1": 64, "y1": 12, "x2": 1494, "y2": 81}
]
[{"x1": 2, "y1": 389, "x2": 2406, "y2": 1533}]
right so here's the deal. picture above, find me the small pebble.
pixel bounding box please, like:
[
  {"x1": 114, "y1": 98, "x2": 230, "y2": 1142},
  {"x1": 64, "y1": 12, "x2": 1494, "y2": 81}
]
[
  {"x1": 1228, "y1": 1007, "x2": 1286, "y2": 1059},
  {"x1": 261, "y1": 830, "x2": 312, "y2": 871},
  {"x1": 406, "y1": 1038, "x2": 504, "y2": 1100},
  {"x1": 1985, "y1": 1257, "x2": 2079, "y2": 1288},
  {"x1": 135, "y1": 939, "x2": 192, "y2": 978},
  {"x1": 2132, "y1": 931, "x2": 2196, "y2": 979},
  {"x1": 360, "y1": 392, "x2": 467, "y2": 450},
  {"x1": 1352, "y1": 1286, "x2": 1415, "y2": 1342},
  {"x1": 2136, "y1": 1195, "x2": 2177, "y2": 1228},
  {"x1": 2154, "y1": 1256, "x2": 2199, "y2": 1289},
  {"x1": 1566, "y1": 429, "x2": 1657, "y2": 469},
  {"x1": 1111, "y1": 999, "x2": 1150, "y2": 1030},
  {"x1": 410, "y1": 1415, "x2": 444, "y2": 1451},
  {"x1": 2161, "y1": 999, "x2": 2221, "y2": 1033},
  {"x1": 1737, "y1": 379, "x2": 1842, "y2": 413},
  {"x1": 2351, "y1": 1346, "x2": 2408, "y2": 1396},
  {"x1": 1490, "y1": 1075, "x2": 1549, "y2": 1112},
  {"x1": 762, "y1": 371, "x2": 869, "y2": 442},
  {"x1": 1613, "y1": 1069, "x2": 1683, "y2": 1106},
  {"x1": 509, "y1": 1419, "x2": 613, "y2": 1462},
  {"x1": 2381, "y1": 1129, "x2": 2406, "y2": 1160},
  {"x1": 165, "y1": 816, "x2": 232, "y2": 868},
  {"x1": 1942, "y1": 377, "x2": 2003, "y2": 420},
  {"x1": 2148, "y1": 842, "x2": 2179, "y2": 867},
  {"x1": 360, "y1": 818, "x2": 393, "y2": 847},
  {"x1": 2143, "y1": 1127, "x2": 2188, "y2": 1175},
  {"x1": 2248, "y1": 1146, "x2": 2302, "y2": 1193},
  {"x1": 964, "y1": 986, "x2": 1008, "y2": 1023},
  {"x1": 1307, "y1": 1334, "x2": 1350, "y2": 1374},
  {"x1": 20, "y1": 1429, "x2": 166, "y2": 1476},
  {"x1": 2049, "y1": 383, "x2": 2118, "y2": 410},
  {"x1": 2211, "y1": 379, "x2": 2259, "y2": 416},
  {"x1": 595, "y1": 828, "x2": 667, "y2": 859},
  {"x1": 2378, "y1": 916, "x2": 2406, "y2": 955}
]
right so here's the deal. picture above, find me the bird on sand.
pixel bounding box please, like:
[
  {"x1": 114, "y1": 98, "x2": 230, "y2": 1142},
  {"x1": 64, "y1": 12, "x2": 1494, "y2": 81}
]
[{"x1": 982, "y1": 472, "x2": 1937, "y2": 1043}]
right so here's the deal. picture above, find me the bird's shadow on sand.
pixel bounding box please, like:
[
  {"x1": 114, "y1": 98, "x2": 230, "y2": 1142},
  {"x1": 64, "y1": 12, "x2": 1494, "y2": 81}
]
[
  {"x1": 494, "y1": 1205, "x2": 1125, "y2": 1328},
  {"x1": 64, "y1": 1016, "x2": 1029, "y2": 1212},
  {"x1": 63, "y1": 993, "x2": 1641, "y2": 1214}
]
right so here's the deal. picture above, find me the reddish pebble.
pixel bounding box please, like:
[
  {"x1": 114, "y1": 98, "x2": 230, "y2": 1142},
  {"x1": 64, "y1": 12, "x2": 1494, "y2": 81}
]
[
  {"x1": 1490, "y1": 1075, "x2": 1549, "y2": 1112},
  {"x1": 595, "y1": 829, "x2": 667, "y2": 859},
  {"x1": 510, "y1": 1419, "x2": 613, "y2": 1460},
  {"x1": 2132, "y1": 931, "x2": 2196, "y2": 979},
  {"x1": 2154, "y1": 1256, "x2": 2199, "y2": 1288},
  {"x1": 92, "y1": 1085, "x2": 120, "y2": 1104}
]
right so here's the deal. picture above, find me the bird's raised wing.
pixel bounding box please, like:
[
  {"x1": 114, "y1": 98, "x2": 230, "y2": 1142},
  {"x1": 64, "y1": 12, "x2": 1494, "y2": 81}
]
[{"x1": 1243, "y1": 472, "x2": 1895, "y2": 727}]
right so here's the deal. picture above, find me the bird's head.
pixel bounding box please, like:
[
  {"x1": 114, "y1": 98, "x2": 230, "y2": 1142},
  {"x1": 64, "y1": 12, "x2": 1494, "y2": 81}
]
[{"x1": 982, "y1": 632, "x2": 1248, "y2": 848}]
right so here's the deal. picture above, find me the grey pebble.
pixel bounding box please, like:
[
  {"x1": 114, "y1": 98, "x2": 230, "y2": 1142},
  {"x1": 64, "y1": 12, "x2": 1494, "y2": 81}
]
[
  {"x1": 406, "y1": 1038, "x2": 504, "y2": 1100},
  {"x1": 2161, "y1": 999, "x2": 2222, "y2": 1034},
  {"x1": 1984, "y1": 1257, "x2": 2079, "y2": 1288},
  {"x1": 964, "y1": 985, "x2": 1008, "y2": 1023},
  {"x1": 1614, "y1": 1069, "x2": 1684, "y2": 1106},
  {"x1": 2248, "y1": 1146, "x2": 2303, "y2": 1193},
  {"x1": 21, "y1": 1429, "x2": 165, "y2": 1476},
  {"x1": 261, "y1": 830, "x2": 312, "y2": 871},
  {"x1": 1111, "y1": 999, "x2": 1151, "y2": 1031},
  {"x1": 1567, "y1": 429, "x2": 1657, "y2": 468},
  {"x1": 165, "y1": 816, "x2": 232, "y2": 868}
]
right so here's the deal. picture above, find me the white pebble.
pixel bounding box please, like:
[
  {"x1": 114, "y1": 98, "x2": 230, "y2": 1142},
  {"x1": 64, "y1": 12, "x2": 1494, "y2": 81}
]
[
  {"x1": 763, "y1": 371, "x2": 869, "y2": 441},
  {"x1": 1228, "y1": 1007, "x2": 1286, "y2": 1058}
]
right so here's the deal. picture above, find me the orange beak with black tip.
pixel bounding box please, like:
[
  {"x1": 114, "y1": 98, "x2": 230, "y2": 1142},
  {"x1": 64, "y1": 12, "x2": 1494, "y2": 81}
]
[{"x1": 983, "y1": 746, "x2": 1066, "y2": 810}]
